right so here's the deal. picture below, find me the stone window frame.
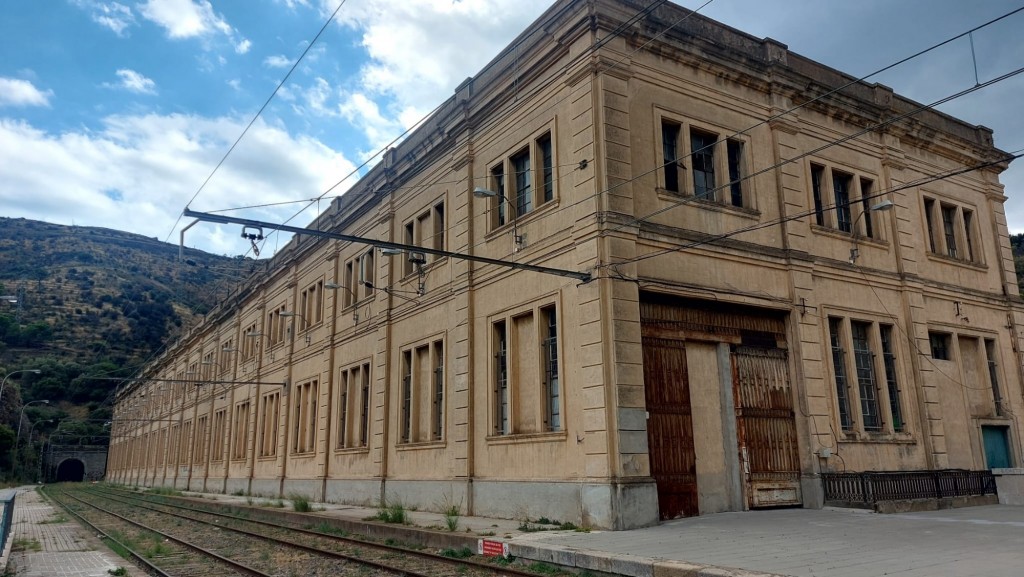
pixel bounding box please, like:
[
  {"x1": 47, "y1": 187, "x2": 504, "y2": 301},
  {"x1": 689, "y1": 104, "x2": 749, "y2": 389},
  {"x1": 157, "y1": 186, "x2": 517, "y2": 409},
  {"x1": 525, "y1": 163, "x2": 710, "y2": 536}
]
[
  {"x1": 290, "y1": 377, "x2": 319, "y2": 456},
  {"x1": 396, "y1": 335, "x2": 446, "y2": 447},
  {"x1": 921, "y1": 192, "x2": 984, "y2": 267},
  {"x1": 824, "y1": 312, "x2": 911, "y2": 439},
  {"x1": 336, "y1": 360, "x2": 372, "y2": 452},
  {"x1": 807, "y1": 159, "x2": 885, "y2": 241},
  {"x1": 483, "y1": 123, "x2": 558, "y2": 233},
  {"x1": 654, "y1": 108, "x2": 757, "y2": 212},
  {"x1": 400, "y1": 197, "x2": 446, "y2": 277}
]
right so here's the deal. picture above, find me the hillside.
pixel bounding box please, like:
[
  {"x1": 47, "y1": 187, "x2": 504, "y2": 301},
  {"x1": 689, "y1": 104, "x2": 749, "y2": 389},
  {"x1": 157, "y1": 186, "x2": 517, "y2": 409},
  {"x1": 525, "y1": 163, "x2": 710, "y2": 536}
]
[{"x1": 0, "y1": 217, "x2": 250, "y2": 477}]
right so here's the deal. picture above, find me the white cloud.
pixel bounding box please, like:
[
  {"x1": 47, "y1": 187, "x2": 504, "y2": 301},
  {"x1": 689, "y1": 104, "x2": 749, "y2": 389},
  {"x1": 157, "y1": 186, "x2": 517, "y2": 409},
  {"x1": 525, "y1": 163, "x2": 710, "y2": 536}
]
[
  {"x1": 0, "y1": 78, "x2": 53, "y2": 107},
  {"x1": 264, "y1": 55, "x2": 293, "y2": 68},
  {"x1": 0, "y1": 114, "x2": 356, "y2": 256},
  {"x1": 72, "y1": 1, "x2": 136, "y2": 36},
  {"x1": 106, "y1": 69, "x2": 157, "y2": 94},
  {"x1": 318, "y1": 0, "x2": 549, "y2": 142},
  {"x1": 235, "y1": 38, "x2": 252, "y2": 54},
  {"x1": 227, "y1": 78, "x2": 242, "y2": 91},
  {"x1": 139, "y1": 0, "x2": 228, "y2": 38}
]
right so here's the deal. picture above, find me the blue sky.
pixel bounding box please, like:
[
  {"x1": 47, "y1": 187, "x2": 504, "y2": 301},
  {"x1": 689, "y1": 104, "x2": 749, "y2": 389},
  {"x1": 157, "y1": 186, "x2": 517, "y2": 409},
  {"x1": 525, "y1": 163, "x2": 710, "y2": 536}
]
[{"x1": 1, "y1": 0, "x2": 1023, "y2": 257}]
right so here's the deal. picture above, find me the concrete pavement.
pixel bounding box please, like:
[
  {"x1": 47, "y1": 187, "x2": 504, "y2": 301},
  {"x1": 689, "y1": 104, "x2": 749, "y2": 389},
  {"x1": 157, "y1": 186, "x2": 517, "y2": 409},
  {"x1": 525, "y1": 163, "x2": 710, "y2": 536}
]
[{"x1": 3, "y1": 487, "x2": 139, "y2": 577}]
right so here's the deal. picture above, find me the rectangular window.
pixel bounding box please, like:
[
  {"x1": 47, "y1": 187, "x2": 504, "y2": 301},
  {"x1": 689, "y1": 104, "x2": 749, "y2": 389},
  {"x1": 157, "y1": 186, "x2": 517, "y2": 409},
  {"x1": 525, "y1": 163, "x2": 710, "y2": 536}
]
[
  {"x1": 259, "y1": 392, "x2": 280, "y2": 457},
  {"x1": 232, "y1": 401, "x2": 250, "y2": 460},
  {"x1": 662, "y1": 120, "x2": 681, "y2": 193},
  {"x1": 538, "y1": 133, "x2": 553, "y2": 203},
  {"x1": 403, "y1": 202, "x2": 446, "y2": 273},
  {"x1": 494, "y1": 320, "x2": 509, "y2": 435},
  {"x1": 337, "y1": 362, "x2": 371, "y2": 449},
  {"x1": 924, "y1": 198, "x2": 938, "y2": 253},
  {"x1": 343, "y1": 261, "x2": 355, "y2": 308},
  {"x1": 860, "y1": 178, "x2": 874, "y2": 238},
  {"x1": 401, "y1": 350, "x2": 413, "y2": 443},
  {"x1": 433, "y1": 202, "x2": 445, "y2": 252},
  {"x1": 851, "y1": 321, "x2": 881, "y2": 432},
  {"x1": 194, "y1": 415, "x2": 208, "y2": 464},
  {"x1": 212, "y1": 409, "x2": 226, "y2": 461},
  {"x1": 690, "y1": 129, "x2": 717, "y2": 200},
  {"x1": 929, "y1": 331, "x2": 951, "y2": 360},
  {"x1": 541, "y1": 306, "x2": 560, "y2": 431},
  {"x1": 811, "y1": 164, "x2": 825, "y2": 226},
  {"x1": 491, "y1": 163, "x2": 506, "y2": 226},
  {"x1": 941, "y1": 205, "x2": 958, "y2": 258},
  {"x1": 727, "y1": 139, "x2": 744, "y2": 207},
  {"x1": 829, "y1": 317, "x2": 853, "y2": 431},
  {"x1": 833, "y1": 171, "x2": 853, "y2": 233},
  {"x1": 300, "y1": 280, "x2": 324, "y2": 326},
  {"x1": 985, "y1": 339, "x2": 1003, "y2": 416},
  {"x1": 360, "y1": 364, "x2": 371, "y2": 447},
  {"x1": 512, "y1": 148, "x2": 532, "y2": 216},
  {"x1": 180, "y1": 420, "x2": 192, "y2": 466},
  {"x1": 432, "y1": 341, "x2": 444, "y2": 441},
  {"x1": 359, "y1": 250, "x2": 374, "y2": 299},
  {"x1": 963, "y1": 209, "x2": 975, "y2": 262},
  {"x1": 879, "y1": 326, "x2": 904, "y2": 432},
  {"x1": 291, "y1": 379, "x2": 318, "y2": 454}
]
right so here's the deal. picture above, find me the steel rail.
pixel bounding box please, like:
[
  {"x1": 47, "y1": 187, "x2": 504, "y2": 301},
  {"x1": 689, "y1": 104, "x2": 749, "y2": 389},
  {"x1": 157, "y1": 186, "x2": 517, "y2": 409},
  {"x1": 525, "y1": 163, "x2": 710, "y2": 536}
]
[
  {"x1": 79, "y1": 488, "x2": 443, "y2": 577},
  {"x1": 52, "y1": 488, "x2": 273, "y2": 577},
  {"x1": 90, "y1": 486, "x2": 545, "y2": 577},
  {"x1": 39, "y1": 486, "x2": 173, "y2": 577}
]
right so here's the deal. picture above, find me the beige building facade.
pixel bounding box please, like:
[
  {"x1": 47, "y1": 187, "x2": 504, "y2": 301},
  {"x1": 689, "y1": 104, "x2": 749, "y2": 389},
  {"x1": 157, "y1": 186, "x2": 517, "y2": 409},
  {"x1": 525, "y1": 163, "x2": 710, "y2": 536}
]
[{"x1": 108, "y1": 0, "x2": 1023, "y2": 529}]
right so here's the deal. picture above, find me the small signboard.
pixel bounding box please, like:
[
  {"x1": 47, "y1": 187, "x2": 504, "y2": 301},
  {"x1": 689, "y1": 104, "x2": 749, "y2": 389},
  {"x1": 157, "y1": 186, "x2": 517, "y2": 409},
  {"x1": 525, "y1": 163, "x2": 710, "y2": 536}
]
[{"x1": 478, "y1": 539, "x2": 509, "y2": 558}]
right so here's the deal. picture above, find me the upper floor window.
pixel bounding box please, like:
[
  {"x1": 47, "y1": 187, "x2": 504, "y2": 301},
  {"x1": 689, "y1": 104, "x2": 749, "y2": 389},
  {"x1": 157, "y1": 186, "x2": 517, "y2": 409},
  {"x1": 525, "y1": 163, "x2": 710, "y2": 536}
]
[
  {"x1": 923, "y1": 195, "x2": 979, "y2": 264},
  {"x1": 929, "y1": 331, "x2": 951, "y2": 360},
  {"x1": 402, "y1": 201, "x2": 445, "y2": 276},
  {"x1": 299, "y1": 279, "x2": 324, "y2": 328},
  {"x1": 342, "y1": 249, "x2": 375, "y2": 307},
  {"x1": 810, "y1": 162, "x2": 879, "y2": 238},
  {"x1": 486, "y1": 130, "x2": 555, "y2": 230},
  {"x1": 659, "y1": 117, "x2": 750, "y2": 209}
]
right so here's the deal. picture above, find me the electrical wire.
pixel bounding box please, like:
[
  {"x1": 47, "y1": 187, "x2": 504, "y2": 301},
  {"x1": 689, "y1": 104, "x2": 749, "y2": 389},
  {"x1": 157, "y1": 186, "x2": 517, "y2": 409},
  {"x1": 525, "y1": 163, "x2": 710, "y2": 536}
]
[{"x1": 165, "y1": 0, "x2": 350, "y2": 243}]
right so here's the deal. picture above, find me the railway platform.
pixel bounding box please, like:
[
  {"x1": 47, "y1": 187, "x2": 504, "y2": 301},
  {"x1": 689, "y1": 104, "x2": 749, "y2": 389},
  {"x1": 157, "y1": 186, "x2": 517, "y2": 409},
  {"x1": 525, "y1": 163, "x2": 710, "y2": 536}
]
[
  {"x1": 4, "y1": 484, "x2": 1023, "y2": 577},
  {"x1": 2, "y1": 486, "x2": 139, "y2": 577}
]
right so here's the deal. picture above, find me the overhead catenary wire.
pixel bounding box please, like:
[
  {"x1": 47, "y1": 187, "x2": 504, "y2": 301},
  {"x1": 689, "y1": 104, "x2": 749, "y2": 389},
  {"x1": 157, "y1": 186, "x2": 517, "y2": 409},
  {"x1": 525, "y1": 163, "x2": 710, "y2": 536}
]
[
  {"x1": 242, "y1": 0, "x2": 719, "y2": 259},
  {"x1": 222, "y1": 3, "x2": 1024, "y2": 266}
]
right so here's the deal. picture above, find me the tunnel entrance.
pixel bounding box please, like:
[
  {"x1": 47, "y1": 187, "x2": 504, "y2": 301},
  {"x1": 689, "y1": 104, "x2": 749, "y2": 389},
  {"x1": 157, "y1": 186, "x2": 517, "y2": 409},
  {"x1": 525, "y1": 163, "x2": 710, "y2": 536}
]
[{"x1": 55, "y1": 459, "x2": 86, "y2": 482}]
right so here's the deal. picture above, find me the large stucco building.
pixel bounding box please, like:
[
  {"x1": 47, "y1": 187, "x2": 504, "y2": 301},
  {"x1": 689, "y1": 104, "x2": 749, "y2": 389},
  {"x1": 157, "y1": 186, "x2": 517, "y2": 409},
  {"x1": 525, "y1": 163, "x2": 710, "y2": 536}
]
[{"x1": 108, "y1": 0, "x2": 1022, "y2": 529}]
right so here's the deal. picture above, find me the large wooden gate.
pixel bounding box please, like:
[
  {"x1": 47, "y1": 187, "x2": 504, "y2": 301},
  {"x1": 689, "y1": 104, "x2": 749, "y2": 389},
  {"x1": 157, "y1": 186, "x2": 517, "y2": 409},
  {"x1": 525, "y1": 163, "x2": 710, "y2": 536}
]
[
  {"x1": 732, "y1": 346, "x2": 801, "y2": 508},
  {"x1": 642, "y1": 337, "x2": 698, "y2": 519}
]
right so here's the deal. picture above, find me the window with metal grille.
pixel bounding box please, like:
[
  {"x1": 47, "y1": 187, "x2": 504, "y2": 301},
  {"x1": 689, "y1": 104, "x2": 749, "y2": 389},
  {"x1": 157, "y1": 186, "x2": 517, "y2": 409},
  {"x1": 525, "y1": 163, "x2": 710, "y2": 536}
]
[
  {"x1": 851, "y1": 321, "x2": 881, "y2": 432},
  {"x1": 879, "y1": 326, "x2": 904, "y2": 432},
  {"x1": 432, "y1": 341, "x2": 444, "y2": 441},
  {"x1": 727, "y1": 139, "x2": 744, "y2": 207},
  {"x1": 690, "y1": 129, "x2": 717, "y2": 199},
  {"x1": 662, "y1": 120, "x2": 681, "y2": 193},
  {"x1": 985, "y1": 339, "x2": 1003, "y2": 416},
  {"x1": 360, "y1": 366, "x2": 370, "y2": 447},
  {"x1": 401, "y1": 350, "x2": 412, "y2": 443},
  {"x1": 833, "y1": 171, "x2": 853, "y2": 233},
  {"x1": 941, "y1": 205, "x2": 958, "y2": 258},
  {"x1": 929, "y1": 331, "x2": 950, "y2": 360},
  {"x1": 542, "y1": 306, "x2": 560, "y2": 432},
  {"x1": 494, "y1": 320, "x2": 509, "y2": 435},
  {"x1": 829, "y1": 317, "x2": 853, "y2": 431},
  {"x1": 512, "y1": 148, "x2": 532, "y2": 216}
]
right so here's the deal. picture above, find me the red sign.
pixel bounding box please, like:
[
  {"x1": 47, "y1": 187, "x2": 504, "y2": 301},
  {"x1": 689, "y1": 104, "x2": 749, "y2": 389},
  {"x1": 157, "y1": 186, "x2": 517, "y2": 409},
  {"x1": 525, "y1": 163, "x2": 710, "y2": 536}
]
[{"x1": 478, "y1": 539, "x2": 509, "y2": 558}]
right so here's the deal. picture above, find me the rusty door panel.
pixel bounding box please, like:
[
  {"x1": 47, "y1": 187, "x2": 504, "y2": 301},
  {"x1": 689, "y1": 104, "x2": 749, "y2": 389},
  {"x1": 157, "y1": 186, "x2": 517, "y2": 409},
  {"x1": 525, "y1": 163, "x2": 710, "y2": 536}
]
[
  {"x1": 732, "y1": 346, "x2": 802, "y2": 508},
  {"x1": 642, "y1": 337, "x2": 698, "y2": 519}
]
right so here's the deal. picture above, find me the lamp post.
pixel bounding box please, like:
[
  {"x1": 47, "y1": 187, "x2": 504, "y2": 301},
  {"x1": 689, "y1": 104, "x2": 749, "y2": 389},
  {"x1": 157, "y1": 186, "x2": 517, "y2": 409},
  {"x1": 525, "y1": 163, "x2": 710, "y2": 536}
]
[
  {"x1": 849, "y1": 200, "x2": 895, "y2": 264},
  {"x1": 0, "y1": 369, "x2": 41, "y2": 406},
  {"x1": 474, "y1": 187, "x2": 523, "y2": 251},
  {"x1": 13, "y1": 400, "x2": 49, "y2": 479}
]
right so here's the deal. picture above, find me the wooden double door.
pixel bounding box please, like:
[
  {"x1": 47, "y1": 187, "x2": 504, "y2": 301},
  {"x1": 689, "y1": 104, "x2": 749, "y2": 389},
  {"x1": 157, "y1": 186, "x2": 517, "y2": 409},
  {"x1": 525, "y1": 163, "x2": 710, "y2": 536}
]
[{"x1": 640, "y1": 300, "x2": 801, "y2": 519}]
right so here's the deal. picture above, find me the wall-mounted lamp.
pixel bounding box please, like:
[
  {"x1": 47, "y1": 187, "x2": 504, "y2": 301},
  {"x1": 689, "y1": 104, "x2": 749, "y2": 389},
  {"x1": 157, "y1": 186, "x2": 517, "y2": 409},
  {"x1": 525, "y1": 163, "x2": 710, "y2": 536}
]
[
  {"x1": 849, "y1": 200, "x2": 894, "y2": 264},
  {"x1": 474, "y1": 186, "x2": 523, "y2": 251}
]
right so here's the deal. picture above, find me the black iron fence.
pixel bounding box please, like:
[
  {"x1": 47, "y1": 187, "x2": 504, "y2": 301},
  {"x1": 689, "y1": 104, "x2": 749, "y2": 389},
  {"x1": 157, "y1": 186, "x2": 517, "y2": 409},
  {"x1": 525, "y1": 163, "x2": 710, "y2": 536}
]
[{"x1": 822, "y1": 470, "x2": 997, "y2": 505}]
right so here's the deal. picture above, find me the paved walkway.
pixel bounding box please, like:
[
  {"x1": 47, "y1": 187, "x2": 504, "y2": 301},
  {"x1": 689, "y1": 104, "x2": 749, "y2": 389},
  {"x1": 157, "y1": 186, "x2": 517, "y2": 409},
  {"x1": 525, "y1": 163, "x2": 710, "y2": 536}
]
[
  {"x1": 3, "y1": 487, "x2": 138, "y2": 577},
  {"x1": 522, "y1": 506, "x2": 1024, "y2": 577}
]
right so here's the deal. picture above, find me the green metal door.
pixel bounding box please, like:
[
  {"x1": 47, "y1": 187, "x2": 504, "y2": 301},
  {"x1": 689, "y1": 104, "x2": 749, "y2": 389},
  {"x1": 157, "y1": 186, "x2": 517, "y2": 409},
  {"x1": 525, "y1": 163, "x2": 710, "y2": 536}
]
[{"x1": 982, "y1": 426, "x2": 1011, "y2": 469}]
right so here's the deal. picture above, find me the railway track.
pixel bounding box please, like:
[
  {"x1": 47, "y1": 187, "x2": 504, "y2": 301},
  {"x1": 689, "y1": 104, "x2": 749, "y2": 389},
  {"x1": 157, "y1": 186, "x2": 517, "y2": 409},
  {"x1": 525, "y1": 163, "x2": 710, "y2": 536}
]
[{"x1": 50, "y1": 485, "x2": 554, "y2": 577}]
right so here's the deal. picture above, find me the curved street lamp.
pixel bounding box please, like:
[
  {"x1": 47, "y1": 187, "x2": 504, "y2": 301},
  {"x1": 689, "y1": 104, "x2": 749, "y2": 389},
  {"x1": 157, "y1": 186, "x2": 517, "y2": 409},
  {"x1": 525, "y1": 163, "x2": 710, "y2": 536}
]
[
  {"x1": 13, "y1": 400, "x2": 49, "y2": 479},
  {"x1": 0, "y1": 369, "x2": 41, "y2": 406},
  {"x1": 474, "y1": 187, "x2": 523, "y2": 252}
]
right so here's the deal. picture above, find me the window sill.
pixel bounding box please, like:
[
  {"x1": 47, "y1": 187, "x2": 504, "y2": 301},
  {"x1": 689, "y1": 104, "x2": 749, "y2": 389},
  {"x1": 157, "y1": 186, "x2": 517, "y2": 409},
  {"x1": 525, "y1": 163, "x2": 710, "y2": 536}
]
[
  {"x1": 925, "y1": 252, "x2": 987, "y2": 271},
  {"x1": 290, "y1": 451, "x2": 316, "y2": 458},
  {"x1": 482, "y1": 199, "x2": 559, "y2": 245},
  {"x1": 838, "y1": 432, "x2": 916, "y2": 444},
  {"x1": 486, "y1": 430, "x2": 567, "y2": 445},
  {"x1": 655, "y1": 189, "x2": 760, "y2": 219},
  {"x1": 257, "y1": 455, "x2": 278, "y2": 461},
  {"x1": 396, "y1": 439, "x2": 446, "y2": 451},
  {"x1": 332, "y1": 446, "x2": 370, "y2": 455},
  {"x1": 810, "y1": 224, "x2": 889, "y2": 248}
]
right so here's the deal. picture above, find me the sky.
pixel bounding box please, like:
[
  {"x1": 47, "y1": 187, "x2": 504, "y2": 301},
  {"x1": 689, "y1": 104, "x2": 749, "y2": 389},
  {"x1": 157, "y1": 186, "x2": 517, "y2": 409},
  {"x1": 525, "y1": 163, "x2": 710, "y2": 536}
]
[{"x1": 1, "y1": 0, "x2": 1023, "y2": 258}]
